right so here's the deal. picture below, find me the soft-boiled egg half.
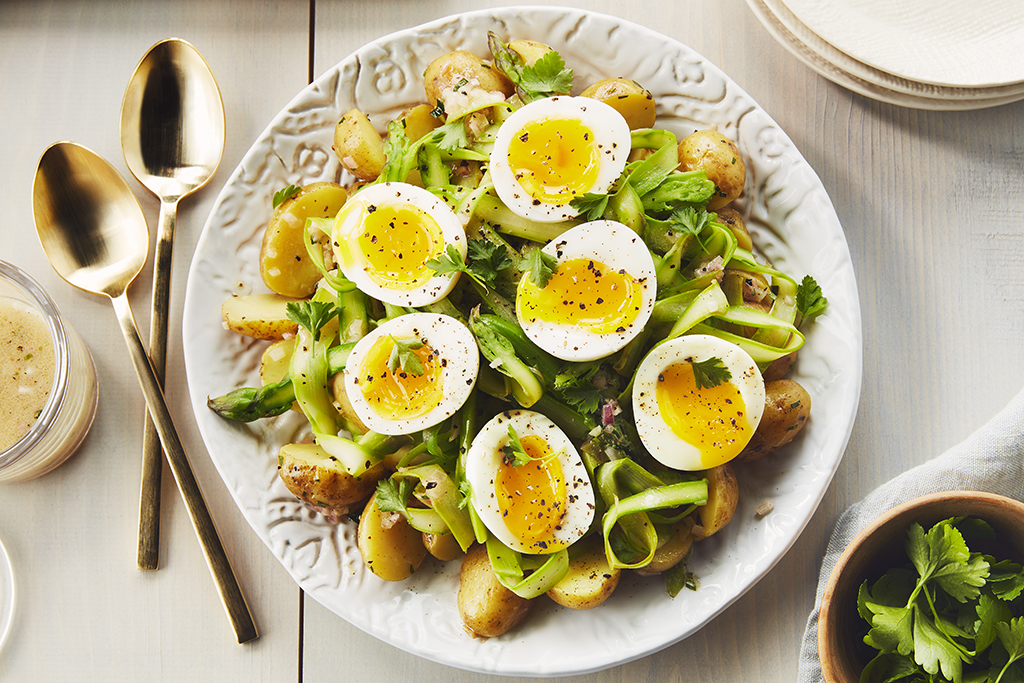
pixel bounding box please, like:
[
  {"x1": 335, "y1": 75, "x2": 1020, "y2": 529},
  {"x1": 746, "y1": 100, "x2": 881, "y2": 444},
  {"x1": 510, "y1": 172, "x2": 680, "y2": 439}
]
[
  {"x1": 466, "y1": 410, "x2": 595, "y2": 555},
  {"x1": 632, "y1": 335, "x2": 765, "y2": 471},
  {"x1": 489, "y1": 96, "x2": 630, "y2": 222},
  {"x1": 332, "y1": 182, "x2": 466, "y2": 306},
  {"x1": 343, "y1": 313, "x2": 478, "y2": 435},
  {"x1": 516, "y1": 220, "x2": 656, "y2": 362}
]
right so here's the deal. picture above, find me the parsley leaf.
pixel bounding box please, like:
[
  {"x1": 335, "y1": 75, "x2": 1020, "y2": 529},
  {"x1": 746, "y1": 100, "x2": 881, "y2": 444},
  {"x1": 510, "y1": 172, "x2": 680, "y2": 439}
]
[
  {"x1": 273, "y1": 184, "x2": 302, "y2": 209},
  {"x1": 386, "y1": 336, "x2": 425, "y2": 377},
  {"x1": 668, "y1": 206, "x2": 714, "y2": 239},
  {"x1": 690, "y1": 357, "x2": 732, "y2": 390},
  {"x1": 522, "y1": 249, "x2": 558, "y2": 289},
  {"x1": 432, "y1": 119, "x2": 469, "y2": 153},
  {"x1": 560, "y1": 385, "x2": 602, "y2": 415},
  {"x1": 993, "y1": 617, "x2": 1024, "y2": 683},
  {"x1": 467, "y1": 239, "x2": 514, "y2": 286},
  {"x1": 796, "y1": 274, "x2": 828, "y2": 324},
  {"x1": 375, "y1": 477, "x2": 413, "y2": 514},
  {"x1": 502, "y1": 425, "x2": 531, "y2": 468},
  {"x1": 487, "y1": 31, "x2": 573, "y2": 103},
  {"x1": 569, "y1": 192, "x2": 611, "y2": 222},
  {"x1": 285, "y1": 300, "x2": 338, "y2": 341}
]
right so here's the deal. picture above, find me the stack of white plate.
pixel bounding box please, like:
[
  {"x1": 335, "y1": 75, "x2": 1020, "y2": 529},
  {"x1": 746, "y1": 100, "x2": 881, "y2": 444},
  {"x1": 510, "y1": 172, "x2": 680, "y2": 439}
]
[{"x1": 746, "y1": 0, "x2": 1024, "y2": 109}]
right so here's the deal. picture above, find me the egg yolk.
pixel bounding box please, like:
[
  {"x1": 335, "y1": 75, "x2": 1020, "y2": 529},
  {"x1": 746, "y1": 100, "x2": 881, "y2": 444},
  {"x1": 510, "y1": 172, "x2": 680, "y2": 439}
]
[
  {"x1": 517, "y1": 257, "x2": 642, "y2": 335},
  {"x1": 655, "y1": 361, "x2": 752, "y2": 468},
  {"x1": 495, "y1": 434, "x2": 568, "y2": 553},
  {"x1": 354, "y1": 203, "x2": 444, "y2": 290},
  {"x1": 355, "y1": 335, "x2": 443, "y2": 421},
  {"x1": 506, "y1": 117, "x2": 600, "y2": 204}
]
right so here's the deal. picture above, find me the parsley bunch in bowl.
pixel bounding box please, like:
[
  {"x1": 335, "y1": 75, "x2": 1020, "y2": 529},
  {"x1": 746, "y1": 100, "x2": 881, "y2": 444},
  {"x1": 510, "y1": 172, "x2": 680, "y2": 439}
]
[{"x1": 820, "y1": 492, "x2": 1024, "y2": 683}]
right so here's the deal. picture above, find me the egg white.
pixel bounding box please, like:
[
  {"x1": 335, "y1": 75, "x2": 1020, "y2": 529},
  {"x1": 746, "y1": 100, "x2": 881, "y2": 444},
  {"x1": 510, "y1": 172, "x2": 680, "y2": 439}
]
[
  {"x1": 343, "y1": 313, "x2": 478, "y2": 435},
  {"x1": 332, "y1": 182, "x2": 466, "y2": 306},
  {"x1": 632, "y1": 334, "x2": 765, "y2": 471},
  {"x1": 489, "y1": 96, "x2": 630, "y2": 222},
  {"x1": 516, "y1": 220, "x2": 656, "y2": 362},
  {"x1": 465, "y1": 410, "x2": 595, "y2": 555}
]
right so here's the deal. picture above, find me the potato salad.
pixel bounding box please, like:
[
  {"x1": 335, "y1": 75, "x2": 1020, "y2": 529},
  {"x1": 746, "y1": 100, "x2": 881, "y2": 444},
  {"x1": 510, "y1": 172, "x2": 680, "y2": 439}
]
[{"x1": 209, "y1": 32, "x2": 827, "y2": 638}]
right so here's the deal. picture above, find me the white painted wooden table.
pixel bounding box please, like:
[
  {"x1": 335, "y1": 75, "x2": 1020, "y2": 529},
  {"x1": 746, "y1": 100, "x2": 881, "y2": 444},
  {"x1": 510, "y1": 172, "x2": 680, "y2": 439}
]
[{"x1": 1, "y1": 1, "x2": 1022, "y2": 681}]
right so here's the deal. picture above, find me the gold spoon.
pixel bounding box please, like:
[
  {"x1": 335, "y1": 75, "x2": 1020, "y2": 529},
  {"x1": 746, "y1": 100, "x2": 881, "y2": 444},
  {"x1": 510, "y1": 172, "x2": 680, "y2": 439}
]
[
  {"x1": 120, "y1": 38, "x2": 225, "y2": 572},
  {"x1": 33, "y1": 142, "x2": 257, "y2": 644}
]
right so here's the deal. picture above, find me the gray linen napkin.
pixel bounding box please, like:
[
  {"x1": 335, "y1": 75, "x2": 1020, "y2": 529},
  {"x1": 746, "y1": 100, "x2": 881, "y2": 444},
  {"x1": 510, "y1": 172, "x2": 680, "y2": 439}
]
[{"x1": 797, "y1": 385, "x2": 1024, "y2": 682}]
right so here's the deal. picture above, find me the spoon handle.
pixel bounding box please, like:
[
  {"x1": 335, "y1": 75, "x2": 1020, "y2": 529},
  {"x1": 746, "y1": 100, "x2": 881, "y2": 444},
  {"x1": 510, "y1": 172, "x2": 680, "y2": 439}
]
[
  {"x1": 111, "y1": 291, "x2": 258, "y2": 644},
  {"x1": 138, "y1": 197, "x2": 179, "y2": 571}
]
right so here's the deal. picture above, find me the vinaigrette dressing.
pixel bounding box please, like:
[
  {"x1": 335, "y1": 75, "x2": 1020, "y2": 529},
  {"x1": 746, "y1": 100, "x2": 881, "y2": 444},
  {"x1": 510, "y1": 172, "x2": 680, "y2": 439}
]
[{"x1": 0, "y1": 299, "x2": 55, "y2": 451}]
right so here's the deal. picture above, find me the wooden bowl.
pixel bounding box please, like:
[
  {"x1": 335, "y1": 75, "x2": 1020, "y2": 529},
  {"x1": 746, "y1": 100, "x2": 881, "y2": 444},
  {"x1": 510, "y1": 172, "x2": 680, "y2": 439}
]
[{"x1": 818, "y1": 490, "x2": 1024, "y2": 683}]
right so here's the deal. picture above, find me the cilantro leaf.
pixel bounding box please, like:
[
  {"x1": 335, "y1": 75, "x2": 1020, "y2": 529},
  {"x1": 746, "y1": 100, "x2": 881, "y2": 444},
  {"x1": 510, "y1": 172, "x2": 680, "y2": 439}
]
[
  {"x1": 375, "y1": 477, "x2": 412, "y2": 514},
  {"x1": 386, "y1": 335, "x2": 425, "y2": 377},
  {"x1": 522, "y1": 249, "x2": 558, "y2": 289},
  {"x1": 273, "y1": 184, "x2": 302, "y2": 209},
  {"x1": 796, "y1": 274, "x2": 828, "y2": 324},
  {"x1": 690, "y1": 356, "x2": 732, "y2": 390},
  {"x1": 502, "y1": 425, "x2": 531, "y2": 467},
  {"x1": 285, "y1": 300, "x2": 338, "y2": 341}
]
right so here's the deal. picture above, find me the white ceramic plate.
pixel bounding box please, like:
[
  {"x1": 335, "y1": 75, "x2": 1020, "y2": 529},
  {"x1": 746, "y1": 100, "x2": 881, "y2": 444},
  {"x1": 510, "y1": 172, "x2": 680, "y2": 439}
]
[
  {"x1": 747, "y1": 0, "x2": 1024, "y2": 111},
  {"x1": 0, "y1": 536, "x2": 13, "y2": 654},
  {"x1": 183, "y1": 7, "x2": 862, "y2": 676},
  {"x1": 778, "y1": 0, "x2": 1024, "y2": 88}
]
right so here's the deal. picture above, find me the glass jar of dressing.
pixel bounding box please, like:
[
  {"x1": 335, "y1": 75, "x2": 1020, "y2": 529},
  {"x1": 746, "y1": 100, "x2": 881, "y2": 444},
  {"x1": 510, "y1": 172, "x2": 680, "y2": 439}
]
[{"x1": 0, "y1": 260, "x2": 97, "y2": 482}]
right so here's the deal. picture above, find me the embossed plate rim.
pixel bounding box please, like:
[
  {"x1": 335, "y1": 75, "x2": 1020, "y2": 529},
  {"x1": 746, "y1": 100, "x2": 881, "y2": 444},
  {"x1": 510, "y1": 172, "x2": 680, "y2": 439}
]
[{"x1": 183, "y1": 6, "x2": 862, "y2": 676}]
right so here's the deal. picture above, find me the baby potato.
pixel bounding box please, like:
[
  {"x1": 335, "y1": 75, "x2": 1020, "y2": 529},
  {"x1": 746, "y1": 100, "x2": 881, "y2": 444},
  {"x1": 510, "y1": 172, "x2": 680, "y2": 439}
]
[
  {"x1": 221, "y1": 293, "x2": 302, "y2": 340},
  {"x1": 395, "y1": 103, "x2": 444, "y2": 142},
  {"x1": 714, "y1": 206, "x2": 752, "y2": 252},
  {"x1": 762, "y1": 352, "x2": 797, "y2": 382},
  {"x1": 423, "y1": 50, "x2": 514, "y2": 121},
  {"x1": 635, "y1": 521, "x2": 694, "y2": 575},
  {"x1": 260, "y1": 182, "x2": 347, "y2": 298},
  {"x1": 737, "y1": 379, "x2": 811, "y2": 462},
  {"x1": 458, "y1": 544, "x2": 531, "y2": 637},
  {"x1": 278, "y1": 442, "x2": 384, "y2": 513},
  {"x1": 329, "y1": 371, "x2": 370, "y2": 435},
  {"x1": 546, "y1": 545, "x2": 620, "y2": 610},
  {"x1": 333, "y1": 108, "x2": 386, "y2": 181},
  {"x1": 580, "y1": 77, "x2": 656, "y2": 130},
  {"x1": 507, "y1": 39, "x2": 553, "y2": 66},
  {"x1": 694, "y1": 463, "x2": 738, "y2": 539},
  {"x1": 358, "y1": 490, "x2": 428, "y2": 581},
  {"x1": 678, "y1": 130, "x2": 746, "y2": 210},
  {"x1": 423, "y1": 531, "x2": 465, "y2": 562}
]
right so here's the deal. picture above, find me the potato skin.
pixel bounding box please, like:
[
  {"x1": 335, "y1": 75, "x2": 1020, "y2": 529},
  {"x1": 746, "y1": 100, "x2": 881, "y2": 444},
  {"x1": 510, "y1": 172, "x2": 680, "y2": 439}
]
[
  {"x1": 395, "y1": 103, "x2": 444, "y2": 142},
  {"x1": 278, "y1": 442, "x2": 384, "y2": 512},
  {"x1": 737, "y1": 379, "x2": 812, "y2": 462},
  {"x1": 458, "y1": 544, "x2": 531, "y2": 637},
  {"x1": 507, "y1": 39, "x2": 553, "y2": 66},
  {"x1": 762, "y1": 352, "x2": 797, "y2": 382},
  {"x1": 221, "y1": 293, "x2": 302, "y2": 340},
  {"x1": 423, "y1": 532, "x2": 464, "y2": 562},
  {"x1": 333, "y1": 109, "x2": 386, "y2": 181},
  {"x1": 714, "y1": 206, "x2": 752, "y2": 252},
  {"x1": 695, "y1": 463, "x2": 738, "y2": 538},
  {"x1": 423, "y1": 50, "x2": 514, "y2": 121},
  {"x1": 546, "y1": 545, "x2": 620, "y2": 610},
  {"x1": 580, "y1": 77, "x2": 656, "y2": 130},
  {"x1": 635, "y1": 521, "x2": 694, "y2": 575},
  {"x1": 358, "y1": 491, "x2": 428, "y2": 581},
  {"x1": 260, "y1": 182, "x2": 348, "y2": 298},
  {"x1": 678, "y1": 130, "x2": 746, "y2": 210}
]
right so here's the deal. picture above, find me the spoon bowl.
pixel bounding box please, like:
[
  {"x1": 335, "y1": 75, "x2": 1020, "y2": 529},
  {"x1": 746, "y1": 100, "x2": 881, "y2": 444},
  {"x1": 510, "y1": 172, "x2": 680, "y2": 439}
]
[
  {"x1": 32, "y1": 142, "x2": 256, "y2": 644},
  {"x1": 120, "y1": 38, "x2": 225, "y2": 571},
  {"x1": 33, "y1": 142, "x2": 148, "y2": 298}
]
